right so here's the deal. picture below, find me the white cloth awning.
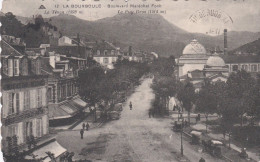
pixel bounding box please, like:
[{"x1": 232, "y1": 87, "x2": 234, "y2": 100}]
[
  {"x1": 73, "y1": 98, "x2": 87, "y2": 107},
  {"x1": 211, "y1": 140, "x2": 223, "y2": 145},
  {"x1": 190, "y1": 131, "x2": 202, "y2": 136},
  {"x1": 25, "y1": 141, "x2": 67, "y2": 162}
]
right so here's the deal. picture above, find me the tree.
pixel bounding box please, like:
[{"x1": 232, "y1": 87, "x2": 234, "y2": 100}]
[
  {"x1": 0, "y1": 12, "x2": 25, "y2": 37},
  {"x1": 152, "y1": 76, "x2": 177, "y2": 115},
  {"x1": 196, "y1": 83, "x2": 217, "y2": 133},
  {"x1": 226, "y1": 70, "x2": 257, "y2": 127},
  {"x1": 177, "y1": 81, "x2": 196, "y2": 125}
]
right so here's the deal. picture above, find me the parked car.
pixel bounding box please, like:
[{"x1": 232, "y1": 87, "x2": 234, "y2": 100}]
[
  {"x1": 202, "y1": 139, "x2": 224, "y2": 157},
  {"x1": 108, "y1": 111, "x2": 120, "y2": 120},
  {"x1": 190, "y1": 130, "x2": 202, "y2": 145}
]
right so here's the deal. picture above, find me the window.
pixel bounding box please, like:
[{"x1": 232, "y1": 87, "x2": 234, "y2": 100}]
[
  {"x1": 97, "y1": 50, "x2": 100, "y2": 55},
  {"x1": 8, "y1": 59, "x2": 13, "y2": 77},
  {"x1": 8, "y1": 93, "x2": 19, "y2": 114},
  {"x1": 37, "y1": 89, "x2": 42, "y2": 108},
  {"x1": 3, "y1": 59, "x2": 8, "y2": 75},
  {"x1": 8, "y1": 125, "x2": 17, "y2": 137},
  {"x1": 112, "y1": 57, "x2": 116, "y2": 63},
  {"x1": 36, "y1": 118, "x2": 42, "y2": 137},
  {"x1": 96, "y1": 58, "x2": 100, "y2": 63},
  {"x1": 16, "y1": 93, "x2": 20, "y2": 113},
  {"x1": 22, "y1": 59, "x2": 28, "y2": 75},
  {"x1": 35, "y1": 59, "x2": 41, "y2": 75},
  {"x1": 14, "y1": 59, "x2": 19, "y2": 76},
  {"x1": 104, "y1": 50, "x2": 108, "y2": 55},
  {"x1": 24, "y1": 91, "x2": 30, "y2": 110},
  {"x1": 103, "y1": 58, "x2": 109, "y2": 64},
  {"x1": 47, "y1": 88, "x2": 53, "y2": 103},
  {"x1": 26, "y1": 121, "x2": 33, "y2": 137},
  {"x1": 251, "y1": 65, "x2": 257, "y2": 72},
  {"x1": 111, "y1": 50, "x2": 115, "y2": 55},
  {"x1": 232, "y1": 65, "x2": 238, "y2": 71},
  {"x1": 241, "y1": 65, "x2": 248, "y2": 71},
  {"x1": 8, "y1": 93, "x2": 14, "y2": 114}
]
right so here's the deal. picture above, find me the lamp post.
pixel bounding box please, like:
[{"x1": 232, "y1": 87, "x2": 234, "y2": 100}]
[{"x1": 180, "y1": 114, "x2": 184, "y2": 156}]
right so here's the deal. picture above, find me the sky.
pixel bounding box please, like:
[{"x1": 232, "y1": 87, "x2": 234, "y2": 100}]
[{"x1": 1, "y1": 0, "x2": 260, "y2": 35}]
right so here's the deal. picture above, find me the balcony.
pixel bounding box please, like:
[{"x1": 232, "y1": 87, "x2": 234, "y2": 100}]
[{"x1": 2, "y1": 107, "x2": 47, "y2": 126}]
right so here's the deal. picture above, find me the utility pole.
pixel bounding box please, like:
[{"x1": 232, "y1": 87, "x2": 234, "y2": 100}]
[{"x1": 181, "y1": 116, "x2": 184, "y2": 156}]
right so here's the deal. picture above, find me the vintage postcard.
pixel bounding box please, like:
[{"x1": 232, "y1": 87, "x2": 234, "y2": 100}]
[{"x1": 1, "y1": 0, "x2": 260, "y2": 161}]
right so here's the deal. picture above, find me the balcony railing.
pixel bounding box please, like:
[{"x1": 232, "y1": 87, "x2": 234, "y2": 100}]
[{"x1": 2, "y1": 107, "x2": 46, "y2": 126}]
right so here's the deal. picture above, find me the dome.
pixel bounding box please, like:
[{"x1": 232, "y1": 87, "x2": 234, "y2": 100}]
[
  {"x1": 206, "y1": 55, "x2": 225, "y2": 67},
  {"x1": 183, "y1": 39, "x2": 206, "y2": 55}
]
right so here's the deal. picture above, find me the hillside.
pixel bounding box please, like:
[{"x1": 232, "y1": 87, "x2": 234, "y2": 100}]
[
  {"x1": 13, "y1": 13, "x2": 260, "y2": 57},
  {"x1": 231, "y1": 38, "x2": 260, "y2": 55}
]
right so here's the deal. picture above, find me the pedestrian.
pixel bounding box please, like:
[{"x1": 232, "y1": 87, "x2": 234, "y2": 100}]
[
  {"x1": 80, "y1": 129, "x2": 84, "y2": 139},
  {"x1": 86, "y1": 122, "x2": 89, "y2": 131},
  {"x1": 198, "y1": 114, "x2": 201, "y2": 121},
  {"x1": 82, "y1": 123, "x2": 85, "y2": 130},
  {"x1": 129, "y1": 101, "x2": 132, "y2": 110}
]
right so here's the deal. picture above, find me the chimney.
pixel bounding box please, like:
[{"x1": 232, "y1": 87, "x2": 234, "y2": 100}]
[
  {"x1": 224, "y1": 29, "x2": 227, "y2": 55},
  {"x1": 129, "y1": 46, "x2": 132, "y2": 56}
]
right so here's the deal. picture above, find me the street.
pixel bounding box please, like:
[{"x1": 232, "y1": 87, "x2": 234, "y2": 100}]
[{"x1": 56, "y1": 78, "x2": 224, "y2": 162}]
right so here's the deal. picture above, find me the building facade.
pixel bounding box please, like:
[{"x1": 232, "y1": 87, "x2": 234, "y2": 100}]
[
  {"x1": 92, "y1": 40, "x2": 121, "y2": 69},
  {"x1": 1, "y1": 40, "x2": 49, "y2": 154},
  {"x1": 42, "y1": 53, "x2": 87, "y2": 126},
  {"x1": 176, "y1": 39, "x2": 260, "y2": 91}
]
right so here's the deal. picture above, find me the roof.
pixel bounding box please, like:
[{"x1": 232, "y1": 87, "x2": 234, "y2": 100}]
[
  {"x1": 1, "y1": 40, "x2": 23, "y2": 56},
  {"x1": 25, "y1": 140, "x2": 67, "y2": 162},
  {"x1": 93, "y1": 40, "x2": 118, "y2": 51},
  {"x1": 221, "y1": 55, "x2": 260, "y2": 63},
  {"x1": 41, "y1": 57, "x2": 54, "y2": 75},
  {"x1": 183, "y1": 39, "x2": 207, "y2": 55},
  {"x1": 207, "y1": 54, "x2": 226, "y2": 67}
]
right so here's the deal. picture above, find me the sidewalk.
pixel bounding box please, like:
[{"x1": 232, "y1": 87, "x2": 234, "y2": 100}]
[{"x1": 191, "y1": 122, "x2": 259, "y2": 161}]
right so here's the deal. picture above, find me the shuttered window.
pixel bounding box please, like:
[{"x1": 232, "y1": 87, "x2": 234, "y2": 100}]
[
  {"x1": 8, "y1": 93, "x2": 14, "y2": 114},
  {"x1": 14, "y1": 59, "x2": 19, "y2": 76},
  {"x1": 8, "y1": 59, "x2": 13, "y2": 77},
  {"x1": 37, "y1": 89, "x2": 42, "y2": 108},
  {"x1": 16, "y1": 93, "x2": 20, "y2": 113},
  {"x1": 24, "y1": 91, "x2": 30, "y2": 110}
]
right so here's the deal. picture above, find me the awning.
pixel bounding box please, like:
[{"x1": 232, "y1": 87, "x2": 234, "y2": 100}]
[
  {"x1": 190, "y1": 131, "x2": 202, "y2": 136},
  {"x1": 211, "y1": 140, "x2": 223, "y2": 145},
  {"x1": 48, "y1": 102, "x2": 79, "y2": 120},
  {"x1": 25, "y1": 141, "x2": 67, "y2": 162},
  {"x1": 72, "y1": 97, "x2": 87, "y2": 108}
]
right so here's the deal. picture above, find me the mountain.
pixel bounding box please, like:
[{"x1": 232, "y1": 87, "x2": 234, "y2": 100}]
[
  {"x1": 14, "y1": 13, "x2": 260, "y2": 57},
  {"x1": 231, "y1": 38, "x2": 260, "y2": 55}
]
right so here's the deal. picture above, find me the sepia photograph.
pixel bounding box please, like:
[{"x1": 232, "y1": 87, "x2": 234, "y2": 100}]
[{"x1": 0, "y1": 0, "x2": 260, "y2": 161}]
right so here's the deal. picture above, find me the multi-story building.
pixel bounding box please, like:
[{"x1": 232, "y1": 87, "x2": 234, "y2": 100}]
[
  {"x1": 49, "y1": 34, "x2": 90, "y2": 59},
  {"x1": 42, "y1": 52, "x2": 87, "y2": 126},
  {"x1": 1, "y1": 37, "x2": 67, "y2": 161},
  {"x1": 92, "y1": 40, "x2": 121, "y2": 69},
  {"x1": 1, "y1": 39, "x2": 49, "y2": 154}
]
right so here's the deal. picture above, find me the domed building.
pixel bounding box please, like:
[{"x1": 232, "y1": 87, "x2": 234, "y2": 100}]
[
  {"x1": 204, "y1": 52, "x2": 229, "y2": 78},
  {"x1": 176, "y1": 39, "x2": 209, "y2": 78},
  {"x1": 176, "y1": 40, "x2": 230, "y2": 91}
]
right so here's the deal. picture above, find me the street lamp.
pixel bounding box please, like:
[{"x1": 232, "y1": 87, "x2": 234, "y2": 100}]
[{"x1": 180, "y1": 113, "x2": 184, "y2": 156}]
